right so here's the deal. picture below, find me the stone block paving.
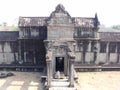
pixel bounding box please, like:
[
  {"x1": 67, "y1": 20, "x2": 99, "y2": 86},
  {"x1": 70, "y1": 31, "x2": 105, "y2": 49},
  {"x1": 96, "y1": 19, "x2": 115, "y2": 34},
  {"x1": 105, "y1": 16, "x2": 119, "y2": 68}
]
[{"x1": 0, "y1": 71, "x2": 44, "y2": 90}]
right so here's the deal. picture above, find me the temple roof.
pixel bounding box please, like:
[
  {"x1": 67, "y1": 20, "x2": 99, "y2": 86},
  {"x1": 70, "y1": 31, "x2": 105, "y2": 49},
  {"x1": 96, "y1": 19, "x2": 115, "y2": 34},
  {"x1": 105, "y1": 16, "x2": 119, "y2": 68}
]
[
  {"x1": 72, "y1": 17, "x2": 95, "y2": 27},
  {"x1": 19, "y1": 17, "x2": 96, "y2": 27},
  {"x1": 18, "y1": 17, "x2": 47, "y2": 27},
  {"x1": 99, "y1": 32, "x2": 120, "y2": 42},
  {"x1": 0, "y1": 31, "x2": 19, "y2": 41},
  {"x1": 18, "y1": 4, "x2": 99, "y2": 28},
  {"x1": 54, "y1": 4, "x2": 66, "y2": 13}
]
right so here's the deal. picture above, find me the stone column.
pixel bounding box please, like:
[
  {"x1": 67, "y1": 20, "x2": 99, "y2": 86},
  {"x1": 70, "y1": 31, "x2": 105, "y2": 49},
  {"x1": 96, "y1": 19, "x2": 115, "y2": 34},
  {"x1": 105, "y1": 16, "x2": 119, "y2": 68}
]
[
  {"x1": 88, "y1": 41, "x2": 91, "y2": 64},
  {"x1": 68, "y1": 52, "x2": 75, "y2": 87},
  {"x1": 81, "y1": 52, "x2": 83, "y2": 64},
  {"x1": 18, "y1": 40, "x2": 21, "y2": 61},
  {"x1": 115, "y1": 44, "x2": 117, "y2": 53},
  {"x1": 88, "y1": 41, "x2": 91, "y2": 52},
  {"x1": 46, "y1": 51, "x2": 53, "y2": 88},
  {"x1": 46, "y1": 59, "x2": 52, "y2": 88},
  {"x1": 80, "y1": 42, "x2": 83, "y2": 64},
  {"x1": 80, "y1": 41, "x2": 85, "y2": 64},
  {"x1": 93, "y1": 42, "x2": 97, "y2": 63},
  {"x1": 24, "y1": 52, "x2": 26, "y2": 62},
  {"x1": 33, "y1": 51, "x2": 36, "y2": 64},
  {"x1": 106, "y1": 42, "x2": 109, "y2": 64},
  {"x1": 116, "y1": 44, "x2": 119, "y2": 63},
  {"x1": 33, "y1": 40, "x2": 36, "y2": 64},
  {"x1": 95, "y1": 42, "x2": 100, "y2": 64},
  {"x1": 69, "y1": 58, "x2": 75, "y2": 87},
  {"x1": 68, "y1": 59, "x2": 71, "y2": 81},
  {"x1": 117, "y1": 43, "x2": 120, "y2": 64}
]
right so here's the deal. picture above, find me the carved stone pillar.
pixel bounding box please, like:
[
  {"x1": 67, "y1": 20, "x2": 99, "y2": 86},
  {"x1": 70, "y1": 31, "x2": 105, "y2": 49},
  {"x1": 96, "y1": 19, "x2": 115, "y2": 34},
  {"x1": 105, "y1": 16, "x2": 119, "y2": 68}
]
[
  {"x1": 106, "y1": 42, "x2": 109, "y2": 64},
  {"x1": 69, "y1": 58, "x2": 75, "y2": 87},
  {"x1": 115, "y1": 44, "x2": 119, "y2": 63},
  {"x1": 24, "y1": 52, "x2": 26, "y2": 62},
  {"x1": 33, "y1": 51, "x2": 36, "y2": 64},
  {"x1": 46, "y1": 59, "x2": 52, "y2": 88},
  {"x1": 88, "y1": 41, "x2": 91, "y2": 64},
  {"x1": 80, "y1": 41, "x2": 83, "y2": 64},
  {"x1": 46, "y1": 51, "x2": 52, "y2": 88},
  {"x1": 95, "y1": 42, "x2": 100, "y2": 64},
  {"x1": 93, "y1": 42, "x2": 97, "y2": 63},
  {"x1": 68, "y1": 52, "x2": 75, "y2": 87},
  {"x1": 88, "y1": 41, "x2": 91, "y2": 52},
  {"x1": 18, "y1": 40, "x2": 22, "y2": 61},
  {"x1": 33, "y1": 40, "x2": 36, "y2": 64},
  {"x1": 117, "y1": 44, "x2": 120, "y2": 64}
]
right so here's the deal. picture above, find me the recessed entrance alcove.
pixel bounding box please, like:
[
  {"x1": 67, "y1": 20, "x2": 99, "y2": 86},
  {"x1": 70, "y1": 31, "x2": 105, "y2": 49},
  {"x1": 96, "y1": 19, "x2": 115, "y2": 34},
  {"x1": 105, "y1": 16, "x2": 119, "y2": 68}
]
[{"x1": 55, "y1": 57, "x2": 64, "y2": 72}]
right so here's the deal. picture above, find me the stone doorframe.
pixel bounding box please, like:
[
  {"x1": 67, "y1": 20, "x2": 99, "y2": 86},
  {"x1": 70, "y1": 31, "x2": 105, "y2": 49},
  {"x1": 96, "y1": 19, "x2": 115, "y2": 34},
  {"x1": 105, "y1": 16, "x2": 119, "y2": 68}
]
[
  {"x1": 44, "y1": 40, "x2": 76, "y2": 88},
  {"x1": 53, "y1": 54, "x2": 69, "y2": 76},
  {"x1": 46, "y1": 51, "x2": 75, "y2": 88}
]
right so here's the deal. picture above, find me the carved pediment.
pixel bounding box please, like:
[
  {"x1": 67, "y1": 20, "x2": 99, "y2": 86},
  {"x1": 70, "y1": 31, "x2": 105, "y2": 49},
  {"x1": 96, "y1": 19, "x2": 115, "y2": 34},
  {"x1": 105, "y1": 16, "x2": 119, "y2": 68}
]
[
  {"x1": 55, "y1": 4, "x2": 65, "y2": 13},
  {"x1": 47, "y1": 4, "x2": 72, "y2": 25}
]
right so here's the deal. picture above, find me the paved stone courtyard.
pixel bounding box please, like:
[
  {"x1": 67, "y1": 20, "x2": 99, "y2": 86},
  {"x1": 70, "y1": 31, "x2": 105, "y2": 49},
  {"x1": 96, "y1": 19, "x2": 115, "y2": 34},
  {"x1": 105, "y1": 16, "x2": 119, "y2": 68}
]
[
  {"x1": 75, "y1": 71, "x2": 120, "y2": 90},
  {"x1": 0, "y1": 71, "x2": 120, "y2": 90},
  {"x1": 0, "y1": 71, "x2": 44, "y2": 90}
]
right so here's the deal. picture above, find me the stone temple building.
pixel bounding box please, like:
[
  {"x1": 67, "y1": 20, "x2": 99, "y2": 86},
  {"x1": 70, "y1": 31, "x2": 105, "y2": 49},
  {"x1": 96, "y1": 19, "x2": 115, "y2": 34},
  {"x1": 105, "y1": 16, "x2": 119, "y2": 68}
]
[{"x1": 0, "y1": 4, "x2": 120, "y2": 74}]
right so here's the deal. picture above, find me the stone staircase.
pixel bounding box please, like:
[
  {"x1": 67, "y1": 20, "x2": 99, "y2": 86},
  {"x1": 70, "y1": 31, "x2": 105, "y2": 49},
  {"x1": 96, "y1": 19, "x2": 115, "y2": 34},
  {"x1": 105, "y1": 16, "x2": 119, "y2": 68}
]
[
  {"x1": 44, "y1": 73, "x2": 77, "y2": 90},
  {"x1": 49, "y1": 87, "x2": 76, "y2": 90},
  {"x1": 51, "y1": 78, "x2": 69, "y2": 87},
  {"x1": 49, "y1": 78, "x2": 76, "y2": 90}
]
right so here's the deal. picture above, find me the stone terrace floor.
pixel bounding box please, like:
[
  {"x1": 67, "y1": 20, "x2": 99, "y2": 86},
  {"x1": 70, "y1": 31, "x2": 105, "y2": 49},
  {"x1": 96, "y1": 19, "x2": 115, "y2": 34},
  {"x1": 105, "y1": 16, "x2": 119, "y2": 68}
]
[
  {"x1": 0, "y1": 71, "x2": 120, "y2": 90},
  {"x1": 0, "y1": 71, "x2": 44, "y2": 90},
  {"x1": 75, "y1": 71, "x2": 120, "y2": 90}
]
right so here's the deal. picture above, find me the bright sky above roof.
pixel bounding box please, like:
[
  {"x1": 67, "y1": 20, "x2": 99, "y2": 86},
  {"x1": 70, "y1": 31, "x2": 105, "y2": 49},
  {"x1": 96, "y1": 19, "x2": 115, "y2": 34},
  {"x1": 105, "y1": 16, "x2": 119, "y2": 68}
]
[{"x1": 0, "y1": 0, "x2": 120, "y2": 27}]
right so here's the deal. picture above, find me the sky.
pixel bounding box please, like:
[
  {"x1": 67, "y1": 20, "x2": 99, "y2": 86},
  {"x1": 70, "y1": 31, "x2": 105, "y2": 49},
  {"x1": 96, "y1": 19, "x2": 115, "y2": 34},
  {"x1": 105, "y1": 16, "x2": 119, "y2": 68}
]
[{"x1": 0, "y1": 0, "x2": 120, "y2": 27}]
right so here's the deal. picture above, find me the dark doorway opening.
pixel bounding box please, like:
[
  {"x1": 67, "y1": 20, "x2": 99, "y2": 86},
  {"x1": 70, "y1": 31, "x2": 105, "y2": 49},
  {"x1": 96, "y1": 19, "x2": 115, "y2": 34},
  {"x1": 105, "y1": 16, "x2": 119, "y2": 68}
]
[
  {"x1": 26, "y1": 51, "x2": 34, "y2": 63},
  {"x1": 56, "y1": 57, "x2": 64, "y2": 72}
]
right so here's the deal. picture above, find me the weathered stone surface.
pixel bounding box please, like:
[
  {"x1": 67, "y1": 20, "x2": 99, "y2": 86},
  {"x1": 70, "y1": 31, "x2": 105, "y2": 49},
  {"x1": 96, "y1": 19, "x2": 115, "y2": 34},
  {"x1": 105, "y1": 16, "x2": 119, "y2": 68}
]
[{"x1": 0, "y1": 4, "x2": 120, "y2": 69}]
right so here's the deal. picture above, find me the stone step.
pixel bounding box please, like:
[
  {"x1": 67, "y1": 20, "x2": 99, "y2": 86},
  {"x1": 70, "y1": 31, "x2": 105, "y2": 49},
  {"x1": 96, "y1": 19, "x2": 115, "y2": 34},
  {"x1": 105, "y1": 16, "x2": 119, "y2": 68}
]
[
  {"x1": 51, "y1": 78, "x2": 69, "y2": 87},
  {"x1": 51, "y1": 81, "x2": 69, "y2": 87},
  {"x1": 49, "y1": 87, "x2": 76, "y2": 90},
  {"x1": 52, "y1": 78, "x2": 68, "y2": 82},
  {"x1": 60, "y1": 73, "x2": 65, "y2": 78}
]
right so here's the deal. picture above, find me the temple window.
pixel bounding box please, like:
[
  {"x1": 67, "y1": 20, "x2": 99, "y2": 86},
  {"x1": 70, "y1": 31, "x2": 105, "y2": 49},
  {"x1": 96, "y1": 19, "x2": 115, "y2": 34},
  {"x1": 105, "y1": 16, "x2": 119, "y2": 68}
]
[
  {"x1": 100, "y1": 42, "x2": 106, "y2": 53},
  {"x1": 91, "y1": 42, "x2": 96, "y2": 52},
  {"x1": 109, "y1": 43, "x2": 116, "y2": 53},
  {"x1": 117, "y1": 43, "x2": 120, "y2": 53},
  {"x1": 24, "y1": 28, "x2": 31, "y2": 38},
  {"x1": 83, "y1": 41, "x2": 88, "y2": 51}
]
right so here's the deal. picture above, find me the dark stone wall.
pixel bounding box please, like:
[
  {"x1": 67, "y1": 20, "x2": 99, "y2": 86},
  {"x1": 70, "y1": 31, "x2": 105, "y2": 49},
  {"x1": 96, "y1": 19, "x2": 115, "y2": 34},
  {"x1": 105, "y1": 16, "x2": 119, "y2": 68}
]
[
  {"x1": 19, "y1": 39, "x2": 46, "y2": 66},
  {"x1": 0, "y1": 41, "x2": 18, "y2": 64}
]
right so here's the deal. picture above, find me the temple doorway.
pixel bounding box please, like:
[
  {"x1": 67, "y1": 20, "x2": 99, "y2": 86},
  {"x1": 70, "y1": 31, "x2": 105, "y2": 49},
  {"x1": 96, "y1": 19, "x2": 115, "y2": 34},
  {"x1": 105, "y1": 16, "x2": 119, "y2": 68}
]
[
  {"x1": 56, "y1": 57, "x2": 64, "y2": 72},
  {"x1": 26, "y1": 51, "x2": 34, "y2": 63}
]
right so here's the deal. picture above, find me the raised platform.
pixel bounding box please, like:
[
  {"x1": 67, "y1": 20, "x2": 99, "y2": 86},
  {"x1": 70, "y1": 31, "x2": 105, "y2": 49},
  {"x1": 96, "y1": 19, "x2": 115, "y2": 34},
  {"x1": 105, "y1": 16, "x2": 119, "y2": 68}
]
[
  {"x1": 74, "y1": 64, "x2": 120, "y2": 71},
  {"x1": 75, "y1": 64, "x2": 120, "y2": 69},
  {"x1": 49, "y1": 79, "x2": 76, "y2": 90},
  {"x1": 49, "y1": 87, "x2": 76, "y2": 90},
  {"x1": 0, "y1": 65, "x2": 44, "y2": 72}
]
